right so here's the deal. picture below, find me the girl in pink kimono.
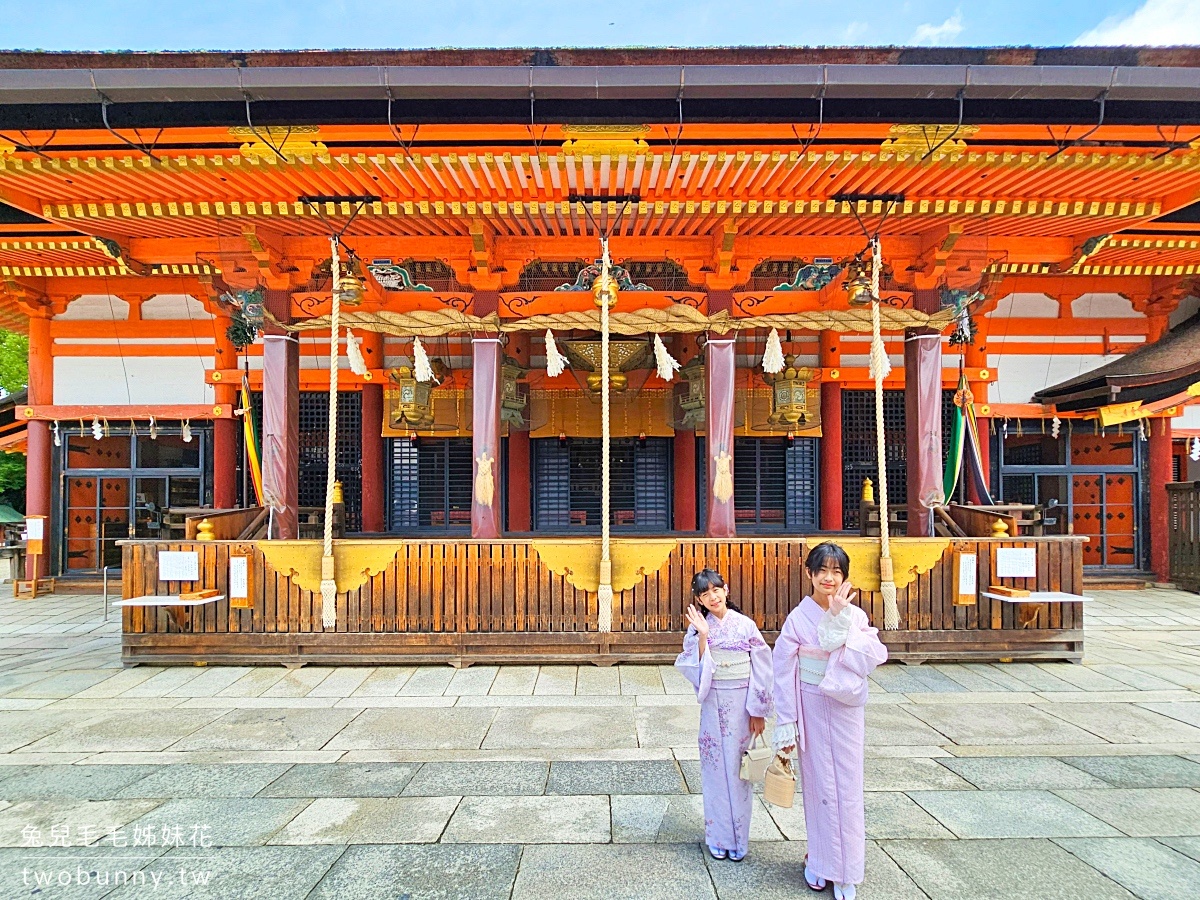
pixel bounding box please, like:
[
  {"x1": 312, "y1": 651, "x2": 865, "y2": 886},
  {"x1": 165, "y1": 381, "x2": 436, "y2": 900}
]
[
  {"x1": 675, "y1": 568, "x2": 773, "y2": 862},
  {"x1": 772, "y1": 542, "x2": 888, "y2": 900}
]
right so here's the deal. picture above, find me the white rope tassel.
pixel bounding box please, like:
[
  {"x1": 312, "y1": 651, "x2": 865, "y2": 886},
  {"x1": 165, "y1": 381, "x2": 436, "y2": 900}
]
[
  {"x1": 319, "y1": 236, "x2": 342, "y2": 628},
  {"x1": 412, "y1": 336, "x2": 434, "y2": 383},
  {"x1": 869, "y1": 237, "x2": 900, "y2": 630},
  {"x1": 653, "y1": 334, "x2": 682, "y2": 381},
  {"x1": 762, "y1": 327, "x2": 785, "y2": 374},
  {"x1": 545, "y1": 329, "x2": 568, "y2": 377},
  {"x1": 345, "y1": 328, "x2": 369, "y2": 376},
  {"x1": 597, "y1": 238, "x2": 614, "y2": 632}
]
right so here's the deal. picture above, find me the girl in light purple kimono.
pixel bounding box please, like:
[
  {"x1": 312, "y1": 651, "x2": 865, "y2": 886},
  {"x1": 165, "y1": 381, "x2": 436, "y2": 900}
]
[
  {"x1": 773, "y1": 542, "x2": 888, "y2": 900},
  {"x1": 675, "y1": 568, "x2": 773, "y2": 862}
]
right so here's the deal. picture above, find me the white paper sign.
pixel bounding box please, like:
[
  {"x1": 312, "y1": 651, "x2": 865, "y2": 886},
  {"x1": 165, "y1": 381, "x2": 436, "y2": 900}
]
[
  {"x1": 995, "y1": 547, "x2": 1037, "y2": 579},
  {"x1": 229, "y1": 556, "x2": 249, "y2": 599},
  {"x1": 158, "y1": 551, "x2": 199, "y2": 582},
  {"x1": 25, "y1": 518, "x2": 43, "y2": 540},
  {"x1": 958, "y1": 553, "x2": 977, "y2": 594}
]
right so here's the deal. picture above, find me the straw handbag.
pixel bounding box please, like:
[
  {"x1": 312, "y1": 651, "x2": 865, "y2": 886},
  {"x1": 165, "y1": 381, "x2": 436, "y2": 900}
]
[
  {"x1": 763, "y1": 755, "x2": 797, "y2": 807},
  {"x1": 739, "y1": 734, "x2": 773, "y2": 782}
]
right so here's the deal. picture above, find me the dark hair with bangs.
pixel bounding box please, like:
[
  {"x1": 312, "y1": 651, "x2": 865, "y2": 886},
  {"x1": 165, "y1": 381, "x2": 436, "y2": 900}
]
[
  {"x1": 804, "y1": 542, "x2": 851, "y2": 579},
  {"x1": 690, "y1": 568, "x2": 741, "y2": 614}
]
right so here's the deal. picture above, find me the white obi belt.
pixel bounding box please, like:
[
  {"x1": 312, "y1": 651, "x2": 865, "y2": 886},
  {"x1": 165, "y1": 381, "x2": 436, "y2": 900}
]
[{"x1": 710, "y1": 648, "x2": 751, "y2": 681}]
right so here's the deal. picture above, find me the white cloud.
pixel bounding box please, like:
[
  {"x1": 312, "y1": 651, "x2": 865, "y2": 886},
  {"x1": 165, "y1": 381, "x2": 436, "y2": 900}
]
[
  {"x1": 1076, "y1": 0, "x2": 1200, "y2": 45},
  {"x1": 910, "y1": 11, "x2": 963, "y2": 46}
]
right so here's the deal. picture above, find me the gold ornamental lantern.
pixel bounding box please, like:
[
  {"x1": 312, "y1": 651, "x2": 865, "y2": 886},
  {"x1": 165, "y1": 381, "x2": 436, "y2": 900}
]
[
  {"x1": 387, "y1": 363, "x2": 448, "y2": 429},
  {"x1": 561, "y1": 339, "x2": 652, "y2": 395},
  {"x1": 761, "y1": 355, "x2": 815, "y2": 428}
]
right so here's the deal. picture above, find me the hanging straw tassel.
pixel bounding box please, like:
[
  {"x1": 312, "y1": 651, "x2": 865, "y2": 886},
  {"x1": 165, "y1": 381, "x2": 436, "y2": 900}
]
[
  {"x1": 653, "y1": 334, "x2": 681, "y2": 381},
  {"x1": 345, "y1": 328, "x2": 369, "y2": 376},
  {"x1": 545, "y1": 329, "x2": 568, "y2": 377},
  {"x1": 762, "y1": 327, "x2": 785, "y2": 374},
  {"x1": 412, "y1": 336, "x2": 434, "y2": 382},
  {"x1": 319, "y1": 236, "x2": 343, "y2": 629},
  {"x1": 868, "y1": 237, "x2": 900, "y2": 631}
]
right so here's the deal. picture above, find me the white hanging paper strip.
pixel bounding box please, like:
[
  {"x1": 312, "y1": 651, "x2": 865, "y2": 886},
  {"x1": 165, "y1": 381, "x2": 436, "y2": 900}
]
[
  {"x1": 762, "y1": 327, "x2": 785, "y2": 374},
  {"x1": 1051, "y1": 415, "x2": 1061, "y2": 439},
  {"x1": 91, "y1": 417, "x2": 103, "y2": 441},
  {"x1": 412, "y1": 336, "x2": 434, "y2": 382},
  {"x1": 1191, "y1": 436, "x2": 1200, "y2": 462},
  {"x1": 345, "y1": 328, "x2": 369, "y2": 376},
  {"x1": 544, "y1": 329, "x2": 567, "y2": 377},
  {"x1": 653, "y1": 334, "x2": 682, "y2": 381}
]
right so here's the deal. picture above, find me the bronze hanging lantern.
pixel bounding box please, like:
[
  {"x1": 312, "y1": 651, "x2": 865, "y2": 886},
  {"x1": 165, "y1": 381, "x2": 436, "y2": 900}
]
[
  {"x1": 561, "y1": 339, "x2": 651, "y2": 395},
  {"x1": 676, "y1": 356, "x2": 706, "y2": 428},
  {"x1": 843, "y1": 258, "x2": 874, "y2": 307},
  {"x1": 761, "y1": 355, "x2": 815, "y2": 428},
  {"x1": 387, "y1": 362, "x2": 448, "y2": 429}
]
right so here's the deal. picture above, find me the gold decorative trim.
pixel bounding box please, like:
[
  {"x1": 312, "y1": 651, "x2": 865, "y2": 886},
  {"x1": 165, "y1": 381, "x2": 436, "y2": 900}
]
[
  {"x1": 532, "y1": 539, "x2": 678, "y2": 594},
  {"x1": 259, "y1": 541, "x2": 400, "y2": 595},
  {"x1": 831, "y1": 538, "x2": 950, "y2": 591},
  {"x1": 882, "y1": 124, "x2": 979, "y2": 155}
]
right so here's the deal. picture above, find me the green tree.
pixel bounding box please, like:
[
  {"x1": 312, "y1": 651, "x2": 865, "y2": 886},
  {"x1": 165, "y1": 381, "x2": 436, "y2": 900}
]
[
  {"x1": 0, "y1": 330, "x2": 29, "y2": 393},
  {"x1": 0, "y1": 330, "x2": 29, "y2": 511}
]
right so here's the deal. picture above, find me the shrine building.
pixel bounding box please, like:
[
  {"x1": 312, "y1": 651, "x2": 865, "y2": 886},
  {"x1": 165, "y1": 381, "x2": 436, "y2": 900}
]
[{"x1": 0, "y1": 47, "x2": 1198, "y2": 664}]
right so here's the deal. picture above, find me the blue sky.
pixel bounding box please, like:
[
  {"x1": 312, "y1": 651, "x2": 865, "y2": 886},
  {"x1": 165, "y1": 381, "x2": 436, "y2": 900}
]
[{"x1": 0, "y1": 1, "x2": 1196, "y2": 50}]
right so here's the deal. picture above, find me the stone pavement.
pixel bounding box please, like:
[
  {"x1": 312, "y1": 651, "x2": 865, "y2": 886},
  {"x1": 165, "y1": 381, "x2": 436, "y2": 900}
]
[{"x1": 0, "y1": 589, "x2": 1198, "y2": 898}]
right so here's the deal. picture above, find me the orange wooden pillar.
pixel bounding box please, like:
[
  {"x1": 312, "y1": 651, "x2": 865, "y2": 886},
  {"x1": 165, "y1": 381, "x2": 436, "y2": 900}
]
[
  {"x1": 1149, "y1": 416, "x2": 1173, "y2": 582},
  {"x1": 25, "y1": 315, "x2": 52, "y2": 578},
  {"x1": 261, "y1": 289, "x2": 299, "y2": 539},
  {"x1": 212, "y1": 317, "x2": 239, "y2": 509},
  {"x1": 819, "y1": 332, "x2": 843, "y2": 531},
  {"x1": 471, "y1": 335, "x2": 503, "y2": 539},
  {"x1": 506, "y1": 333, "x2": 532, "y2": 532},
  {"x1": 359, "y1": 332, "x2": 386, "y2": 534},
  {"x1": 965, "y1": 332, "x2": 991, "y2": 502}
]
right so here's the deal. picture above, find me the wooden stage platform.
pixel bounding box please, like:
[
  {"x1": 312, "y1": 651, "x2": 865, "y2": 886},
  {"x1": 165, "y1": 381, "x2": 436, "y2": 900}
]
[{"x1": 118, "y1": 535, "x2": 1087, "y2": 666}]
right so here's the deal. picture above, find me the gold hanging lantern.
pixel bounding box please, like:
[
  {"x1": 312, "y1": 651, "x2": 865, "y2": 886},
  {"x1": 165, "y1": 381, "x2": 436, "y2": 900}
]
[
  {"x1": 387, "y1": 363, "x2": 447, "y2": 429},
  {"x1": 844, "y1": 258, "x2": 874, "y2": 307},
  {"x1": 500, "y1": 355, "x2": 529, "y2": 428},
  {"x1": 561, "y1": 339, "x2": 651, "y2": 395},
  {"x1": 676, "y1": 356, "x2": 706, "y2": 428},
  {"x1": 761, "y1": 355, "x2": 815, "y2": 428}
]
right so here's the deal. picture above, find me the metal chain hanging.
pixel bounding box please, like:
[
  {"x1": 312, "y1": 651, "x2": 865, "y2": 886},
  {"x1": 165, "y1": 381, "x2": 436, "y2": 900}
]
[{"x1": 319, "y1": 236, "x2": 342, "y2": 628}]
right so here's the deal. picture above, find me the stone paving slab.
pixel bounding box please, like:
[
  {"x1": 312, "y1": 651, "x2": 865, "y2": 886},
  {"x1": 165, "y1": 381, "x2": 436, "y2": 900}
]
[
  {"x1": 0, "y1": 798, "x2": 163, "y2": 847},
  {"x1": 484, "y1": 706, "x2": 638, "y2": 750},
  {"x1": 103, "y1": 845, "x2": 345, "y2": 900},
  {"x1": 1060, "y1": 754, "x2": 1200, "y2": 788},
  {"x1": 936, "y1": 756, "x2": 1110, "y2": 790},
  {"x1": 442, "y1": 795, "x2": 609, "y2": 843},
  {"x1": 881, "y1": 837, "x2": 1136, "y2": 900},
  {"x1": 611, "y1": 794, "x2": 782, "y2": 843},
  {"x1": 907, "y1": 789, "x2": 1121, "y2": 838},
  {"x1": 1041, "y1": 702, "x2": 1200, "y2": 744},
  {"x1": 404, "y1": 761, "x2": 548, "y2": 796},
  {"x1": 258, "y1": 761, "x2": 418, "y2": 798},
  {"x1": 903, "y1": 702, "x2": 1106, "y2": 747},
  {"x1": 307, "y1": 843, "x2": 522, "y2": 900},
  {"x1": 116, "y1": 763, "x2": 293, "y2": 799},
  {"x1": 0, "y1": 846, "x2": 168, "y2": 900},
  {"x1": 1054, "y1": 837, "x2": 1200, "y2": 900},
  {"x1": 1053, "y1": 787, "x2": 1200, "y2": 836},
  {"x1": 512, "y1": 843, "x2": 717, "y2": 900},
  {"x1": 323, "y1": 708, "x2": 492, "y2": 751},
  {"x1": 167, "y1": 708, "x2": 358, "y2": 752},
  {"x1": 270, "y1": 797, "x2": 460, "y2": 844},
  {"x1": 546, "y1": 760, "x2": 686, "y2": 795},
  {"x1": 866, "y1": 792, "x2": 956, "y2": 839},
  {"x1": 123, "y1": 797, "x2": 310, "y2": 846},
  {"x1": 0, "y1": 764, "x2": 159, "y2": 800}
]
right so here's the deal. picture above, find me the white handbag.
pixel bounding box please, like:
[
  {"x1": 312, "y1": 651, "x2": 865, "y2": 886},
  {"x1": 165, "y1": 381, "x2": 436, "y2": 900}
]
[{"x1": 739, "y1": 733, "x2": 773, "y2": 782}]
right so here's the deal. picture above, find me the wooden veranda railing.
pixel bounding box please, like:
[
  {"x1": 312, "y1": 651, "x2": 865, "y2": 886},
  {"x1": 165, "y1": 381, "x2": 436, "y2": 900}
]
[
  {"x1": 1168, "y1": 482, "x2": 1200, "y2": 591},
  {"x1": 120, "y1": 536, "x2": 1086, "y2": 666}
]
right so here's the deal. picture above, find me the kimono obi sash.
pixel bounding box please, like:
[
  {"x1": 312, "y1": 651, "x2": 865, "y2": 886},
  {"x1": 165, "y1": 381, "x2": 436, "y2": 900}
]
[
  {"x1": 710, "y1": 648, "x2": 751, "y2": 681},
  {"x1": 797, "y1": 645, "x2": 830, "y2": 686}
]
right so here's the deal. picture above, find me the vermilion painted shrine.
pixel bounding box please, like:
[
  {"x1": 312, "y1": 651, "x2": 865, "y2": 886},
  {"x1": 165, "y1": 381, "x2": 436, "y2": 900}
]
[{"x1": 1, "y1": 47, "x2": 1198, "y2": 665}]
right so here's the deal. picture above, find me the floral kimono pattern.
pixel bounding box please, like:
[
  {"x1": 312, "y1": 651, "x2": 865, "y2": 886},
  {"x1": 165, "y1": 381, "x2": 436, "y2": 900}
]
[{"x1": 675, "y1": 609, "x2": 773, "y2": 856}]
